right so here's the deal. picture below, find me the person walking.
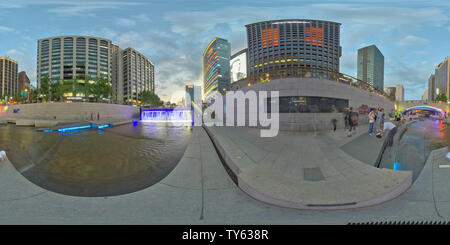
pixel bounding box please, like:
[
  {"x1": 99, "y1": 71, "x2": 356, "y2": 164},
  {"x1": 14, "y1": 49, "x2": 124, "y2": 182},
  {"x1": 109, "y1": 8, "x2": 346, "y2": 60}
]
[
  {"x1": 347, "y1": 107, "x2": 358, "y2": 137},
  {"x1": 378, "y1": 118, "x2": 398, "y2": 147},
  {"x1": 368, "y1": 108, "x2": 375, "y2": 136}
]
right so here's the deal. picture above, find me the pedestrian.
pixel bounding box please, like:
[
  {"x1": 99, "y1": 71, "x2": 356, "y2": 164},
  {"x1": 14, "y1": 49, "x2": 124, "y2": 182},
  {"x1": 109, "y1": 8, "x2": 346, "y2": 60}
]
[
  {"x1": 347, "y1": 107, "x2": 358, "y2": 137},
  {"x1": 368, "y1": 108, "x2": 375, "y2": 136},
  {"x1": 97, "y1": 112, "x2": 100, "y2": 121},
  {"x1": 375, "y1": 107, "x2": 383, "y2": 133},
  {"x1": 377, "y1": 118, "x2": 398, "y2": 147},
  {"x1": 344, "y1": 110, "x2": 349, "y2": 130},
  {"x1": 0, "y1": 150, "x2": 7, "y2": 163},
  {"x1": 331, "y1": 118, "x2": 337, "y2": 131}
]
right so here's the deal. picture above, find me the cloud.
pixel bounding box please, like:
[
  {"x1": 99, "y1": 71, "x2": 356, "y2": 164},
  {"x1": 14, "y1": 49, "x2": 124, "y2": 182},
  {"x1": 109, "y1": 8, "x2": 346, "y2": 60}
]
[
  {"x1": 0, "y1": 26, "x2": 14, "y2": 32},
  {"x1": 6, "y1": 49, "x2": 24, "y2": 56},
  {"x1": 397, "y1": 35, "x2": 429, "y2": 46},
  {"x1": 116, "y1": 18, "x2": 136, "y2": 27}
]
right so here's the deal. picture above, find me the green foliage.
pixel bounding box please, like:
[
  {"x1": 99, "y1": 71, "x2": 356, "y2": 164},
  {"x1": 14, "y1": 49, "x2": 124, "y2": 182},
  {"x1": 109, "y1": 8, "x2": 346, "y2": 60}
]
[
  {"x1": 39, "y1": 76, "x2": 51, "y2": 101},
  {"x1": 139, "y1": 90, "x2": 163, "y2": 107},
  {"x1": 436, "y1": 93, "x2": 448, "y2": 102}
]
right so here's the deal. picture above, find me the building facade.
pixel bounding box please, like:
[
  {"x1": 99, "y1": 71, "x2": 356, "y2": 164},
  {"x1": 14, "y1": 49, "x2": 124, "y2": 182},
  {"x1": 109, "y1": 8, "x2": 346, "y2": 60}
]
[
  {"x1": 203, "y1": 37, "x2": 231, "y2": 102},
  {"x1": 37, "y1": 36, "x2": 112, "y2": 95},
  {"x1": 245, "y1": 19, "x2": 342, "y2": 83},
  {"x1": 0, "y1": 56, "x2": 19, "y2": 98},
  {"x1": 395, "y1": 84, "x2": 404, "y2": 102},
  {"x1": 18, "y1": 71, "x2": 31, "y2": 94},
  {"x1": 357, "y1": 45, "x2": 384, "y2": 91},
  {"x1": 184, "y1": 85, "x2": 202, "y2": 108},
  {"x1": 428, "y1": 74, "x2": 435, "y2": 102},
  {"x1": 230, "y1": 48, "x2": 248, "y2": 83},
  {"x1": 384, "y1": 86, "x2": 396, "y2": 101},
  {"x1": 111, "y1": 47, "x2": 155, "y2": 105},
  {"x1": 435, "y1": 57, "x2": 450, "y2": 100},
  {"x1": 422, "y1": 89, "x2": 428, "y2": 101}
]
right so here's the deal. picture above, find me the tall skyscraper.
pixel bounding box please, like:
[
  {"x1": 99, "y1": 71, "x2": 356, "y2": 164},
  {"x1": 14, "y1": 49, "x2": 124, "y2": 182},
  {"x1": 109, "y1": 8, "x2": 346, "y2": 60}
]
[
  {"x1": 202, "y1": 37, "x2": 230, "y2": 102},
  {"x1": 357, "y1": 45, "x2": 384, "y2": 91},
  {"x1": 37, "y1": 36, "x2": 112, "y2": 95},
  {"x1": 428, "y1": 74, "x2": 435, "y2": 101},
  {"x1": 184, "y1": 85, "x2": 201, "y2": 107},
  {"x1": 435, "y1": 57, "x2": 450, "y2": 100},
  {"x1": 395, "y1": 84, "x2": 404, "y2": 102},
  {"x1": 0, "y1": 56, "x2": 19, "y2": 98},
  {"x1": 246, "y1": 19, "x2": 342, "y2": 83},
  {"x1": 111, "y1": 47, "x2": 155, "y2": 105},
  {"x1": 422, "y1": 89, "x2": 428, "y2": 101}
]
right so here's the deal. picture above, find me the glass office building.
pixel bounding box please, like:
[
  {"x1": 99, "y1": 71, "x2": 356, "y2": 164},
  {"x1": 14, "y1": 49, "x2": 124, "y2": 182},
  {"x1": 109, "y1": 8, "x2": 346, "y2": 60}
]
[
  {"x1": 37, "y1": 36, "x2": 112, "y2": 93},
  {"x1": 246, "y1": 19, "x2": 342, "y2": 82},
  {"x1": 202, "y1": 37, "x2": 231, "y2": 102},
  {"x1": 357, "y1": 45, "x2": 384, "y2": 91}
]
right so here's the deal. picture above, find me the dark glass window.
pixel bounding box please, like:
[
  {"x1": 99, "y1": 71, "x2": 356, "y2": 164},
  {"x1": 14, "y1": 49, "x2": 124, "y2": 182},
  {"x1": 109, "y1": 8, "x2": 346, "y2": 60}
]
[{"x1": 267, "y1": 96, "x2": 348, "y2": 113}]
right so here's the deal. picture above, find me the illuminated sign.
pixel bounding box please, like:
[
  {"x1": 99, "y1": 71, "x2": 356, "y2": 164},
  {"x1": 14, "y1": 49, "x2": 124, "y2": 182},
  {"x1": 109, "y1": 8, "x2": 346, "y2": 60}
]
[
  {"x1": 230, "y1": 52, "x2": 247, "y2": 82},
  {"x1": 261, "y1": 27, "x2": 279, "y2": 48},
  {"x1": 272, "y1": 21, "x2": 311, "y2": 24},
  {"x1": 305, "y1": 27, "x2": 323, "y2": 46}
]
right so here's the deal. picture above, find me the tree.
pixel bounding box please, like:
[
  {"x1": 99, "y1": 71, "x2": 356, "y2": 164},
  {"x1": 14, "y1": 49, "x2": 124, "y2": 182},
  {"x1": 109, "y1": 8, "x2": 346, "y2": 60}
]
[
  {"x1": 437, "y1": 93, "x2": 448, "y2": 102},
  {"x1": 39, "y1": 76, "x2": 51, "y2": 102},
  {"x1": 50, "y1": 79, "x2": 64, "y2": 101},
  {"x1": 29, "y1": 88, "x2": 38, "y2": 103},
  {"x1": 83, "y1": 75, "x2": 93, "y2": 101},
  {"x1": 139, "y1": 90, "x2": 163, "y2": 107},
  {"x1": 91, "y1": 77, "x2": 112, "y2": 102}
]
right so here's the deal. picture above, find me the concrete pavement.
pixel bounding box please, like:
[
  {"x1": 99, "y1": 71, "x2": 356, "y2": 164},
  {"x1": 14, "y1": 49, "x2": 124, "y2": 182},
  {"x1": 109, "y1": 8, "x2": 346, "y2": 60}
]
[{"x1": 0, "y1": 126, "x2": 450, "y2": 224}]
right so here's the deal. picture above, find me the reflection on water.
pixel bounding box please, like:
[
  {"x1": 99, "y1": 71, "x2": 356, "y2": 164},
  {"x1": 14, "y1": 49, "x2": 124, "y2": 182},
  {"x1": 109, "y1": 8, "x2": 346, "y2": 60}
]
[
  {"x1": 0, "y1": 122, "x2": 192, "y2": 197},
  {"x1": 379, "y1": 119, "x2": 448, "y2": 181}
]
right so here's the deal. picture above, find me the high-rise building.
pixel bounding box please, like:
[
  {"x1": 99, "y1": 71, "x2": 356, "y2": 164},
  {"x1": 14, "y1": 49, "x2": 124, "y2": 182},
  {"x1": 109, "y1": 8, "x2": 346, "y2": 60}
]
[
  {"x1": 111, "y1": 47, "x2": 155, "y2": 105},
  {"x1": 0, "y1": 56, "x2": 19, "y2": 98},
  {"x1": 357, "y1": 45, "x2": 384, "y2": 91},
  {"x1": 246, "y1": 19, "x2": 342, "y2": 83},
  {"x1": 18, "y1": 71, "x2": 31, "y2": 94},
  {"x1": 202, "y1": 37, "x2": 231, "y2": 102},
  {"x1": 230, "y1": 49, "x2": 248, "y2": 83},
  {"x1": 428, "y1": 74, "x2": 435, "y2": 102},
  {"x1": 422, "y1": 89, "x2": 428, "y2": 101},
  {"x1": 37, "y1": 36, "x2": 112, "y2": 96},
  {"x1": 435, "y1": 57, "x2": 450, "y2": 100},
  {"x1": 395, "y1": 84, "x2": 404, "y2": 102},
  {"x1": 184, "y1": 85, "x2": 202, "y2": 108},
  {"x1": 384, "y1": 86, "x2": 396, "y2": 101}
]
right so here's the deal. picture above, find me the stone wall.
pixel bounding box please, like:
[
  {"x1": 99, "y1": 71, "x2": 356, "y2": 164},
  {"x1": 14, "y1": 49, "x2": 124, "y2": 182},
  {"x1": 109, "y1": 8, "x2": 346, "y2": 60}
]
[
  {"x1": 213, "y1": 78, "x2": 394, "y2": 132},
  {"x1": 1, "y1": 102, "x2": 137, "y2": 121}
]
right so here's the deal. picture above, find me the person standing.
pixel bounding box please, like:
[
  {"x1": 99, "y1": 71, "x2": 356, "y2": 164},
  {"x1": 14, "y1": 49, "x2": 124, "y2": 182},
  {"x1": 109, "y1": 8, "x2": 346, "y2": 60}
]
[
  {"x1": 368, "y1": 108, "x2": 375, "y2": 136},
  {"x1": 375, "y1": 107, "x2": 383, "y2": 133},
  {"x1": 379, "y1": 118, "x2": 398, "y2": 147},
  {"x1": 0, "y1": 150, "x2": 7, "y2": 163}
]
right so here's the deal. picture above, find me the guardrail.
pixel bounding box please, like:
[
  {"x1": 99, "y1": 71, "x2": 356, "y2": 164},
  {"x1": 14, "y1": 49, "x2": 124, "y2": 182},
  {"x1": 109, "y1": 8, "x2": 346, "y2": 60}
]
[{"x1": 232, "y1": 68, "x2": 392, "y2": 101}]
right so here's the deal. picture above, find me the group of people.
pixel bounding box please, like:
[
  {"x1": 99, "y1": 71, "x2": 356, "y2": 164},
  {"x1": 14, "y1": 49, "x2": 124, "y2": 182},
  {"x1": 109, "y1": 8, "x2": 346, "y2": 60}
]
[
  {"x1": 368, "y1": 107, "x2": 398, "y2": 147},
  {"x1": 342, "y1": 106, "x2": 398, "y2": 147}
]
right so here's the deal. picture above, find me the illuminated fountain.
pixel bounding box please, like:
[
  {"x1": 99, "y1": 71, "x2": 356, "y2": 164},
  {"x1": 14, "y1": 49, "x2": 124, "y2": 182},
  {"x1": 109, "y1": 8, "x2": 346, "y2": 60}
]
[{"x1": 140, "y1": 108, "x2": 192, "y2": 123}]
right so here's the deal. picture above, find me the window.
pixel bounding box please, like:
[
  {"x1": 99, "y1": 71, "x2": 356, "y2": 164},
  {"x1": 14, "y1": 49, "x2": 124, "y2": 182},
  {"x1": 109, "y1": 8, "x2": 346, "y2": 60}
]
[{"x1": 267, "y1": 96, "x2": 348, "y2": 113}]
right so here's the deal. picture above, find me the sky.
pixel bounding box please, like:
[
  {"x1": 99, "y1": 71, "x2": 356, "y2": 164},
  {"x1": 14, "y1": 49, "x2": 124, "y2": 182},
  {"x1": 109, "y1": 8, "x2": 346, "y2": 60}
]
[{"x1": 0, "y1": 0, "x2": 449, "y2": 102}]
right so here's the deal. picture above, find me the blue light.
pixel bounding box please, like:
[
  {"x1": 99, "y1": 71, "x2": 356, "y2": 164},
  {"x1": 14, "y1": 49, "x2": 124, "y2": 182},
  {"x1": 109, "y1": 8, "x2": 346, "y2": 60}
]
[
  {"x1": 393, "y1": 162, "x2": 401, "y2": 171},
  {"x1": 446, "y1": 152, "x2": 450, "y2": 159},
  {"x1": 97, "y1": 124, "x2": 110, "y2": 129},
  {"x1": 133, "y1": 120, "x2": 139, "y2": 127},
  {"x1": 43, "y1": 130, "x2": 54, "y2": 133},
  {"x1": 57, "y1": 125, "x2": 92, "y2": 132}
]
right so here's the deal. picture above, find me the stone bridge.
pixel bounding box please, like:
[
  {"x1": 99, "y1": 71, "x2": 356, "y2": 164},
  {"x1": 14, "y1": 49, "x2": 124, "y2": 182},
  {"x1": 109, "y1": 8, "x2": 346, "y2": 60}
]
[{"x1": 397, "y1": 100, "x2": 450, "y2": 114}]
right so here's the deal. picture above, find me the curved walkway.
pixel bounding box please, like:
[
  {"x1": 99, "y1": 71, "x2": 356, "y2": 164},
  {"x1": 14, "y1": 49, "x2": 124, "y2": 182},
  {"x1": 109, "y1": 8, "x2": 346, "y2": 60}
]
[{"x1": 203, "y1": 125, "x2": 412, "y2": 210}]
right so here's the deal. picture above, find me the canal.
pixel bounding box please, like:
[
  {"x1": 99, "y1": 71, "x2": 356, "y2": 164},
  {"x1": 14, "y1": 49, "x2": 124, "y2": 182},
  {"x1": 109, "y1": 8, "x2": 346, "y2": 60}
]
[{"x1": 0, "y1": 122, "x2": 192, "y2": 197}]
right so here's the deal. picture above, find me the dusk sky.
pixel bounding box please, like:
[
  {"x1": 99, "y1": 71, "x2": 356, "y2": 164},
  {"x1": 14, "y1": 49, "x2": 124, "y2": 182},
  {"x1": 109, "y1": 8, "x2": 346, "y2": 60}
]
[{"x1": 1, "y1": 0, "x2": 449, "y2": 101}]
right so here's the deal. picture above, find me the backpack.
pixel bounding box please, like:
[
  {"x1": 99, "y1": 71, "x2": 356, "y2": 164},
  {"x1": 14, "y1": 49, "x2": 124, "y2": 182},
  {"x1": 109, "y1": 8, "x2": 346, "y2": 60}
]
[{"x1": 350, "y1": 112, "x2": 359, "y2": 125}]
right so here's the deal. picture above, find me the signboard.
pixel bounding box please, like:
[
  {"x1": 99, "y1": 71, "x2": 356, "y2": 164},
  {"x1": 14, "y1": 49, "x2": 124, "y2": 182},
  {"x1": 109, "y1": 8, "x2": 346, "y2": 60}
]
[{"x1": 230, "y1": 52, "x2": 247, "y2": 83}]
